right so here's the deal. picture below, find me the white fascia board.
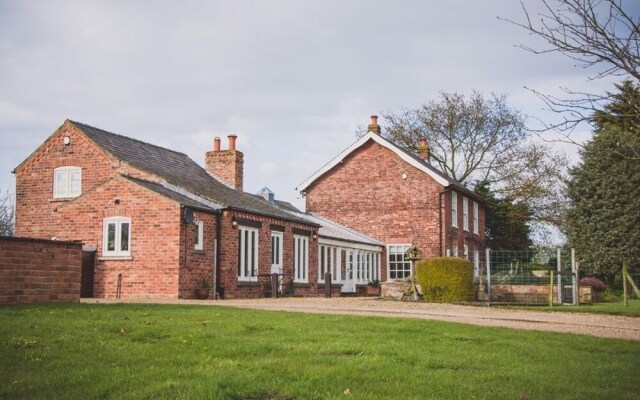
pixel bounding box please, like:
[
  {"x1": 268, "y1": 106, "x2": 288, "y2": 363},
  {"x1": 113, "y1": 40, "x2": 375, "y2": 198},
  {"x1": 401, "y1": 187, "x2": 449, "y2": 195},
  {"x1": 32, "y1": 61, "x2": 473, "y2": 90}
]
[
  {"x1": 318, "y1": 237, "x2": 383, "y2": 252},
  {"x1": 162, "y1": 182, "x2": 223, "y2": 210},
  {"x1": 296, "y1": 132, "x2": 450, "y2": 192}
]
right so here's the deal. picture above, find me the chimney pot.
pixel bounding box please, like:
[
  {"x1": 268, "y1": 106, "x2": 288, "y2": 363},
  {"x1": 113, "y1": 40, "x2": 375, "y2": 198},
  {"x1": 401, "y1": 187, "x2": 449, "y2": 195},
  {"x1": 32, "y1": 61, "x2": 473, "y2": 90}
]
[
  {"x1": 367, "y1": 115, "x2": 381, "y2": 134},
  {"x1": 214, "y1": 137, "x2": 221, "y2": 152},
  {"x1": 418, "y1": 137, "x2": 430, "y2": 161},
  {"x1": 228, "y1": 134, "x2": 237, "y2": 151}
]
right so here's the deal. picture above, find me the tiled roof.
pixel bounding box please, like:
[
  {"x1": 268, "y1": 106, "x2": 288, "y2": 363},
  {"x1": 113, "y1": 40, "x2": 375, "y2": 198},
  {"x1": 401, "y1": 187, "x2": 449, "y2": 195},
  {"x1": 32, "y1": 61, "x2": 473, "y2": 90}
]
[
  {"x1": 122, "y1": 175, "x2": 221, "y2": 213},
  {"x1": 71, "y1": 120, "x2": 316, "y2": 226},
  {"x1": 297, "y1": 131, "x2": 485, "y2": 203}
]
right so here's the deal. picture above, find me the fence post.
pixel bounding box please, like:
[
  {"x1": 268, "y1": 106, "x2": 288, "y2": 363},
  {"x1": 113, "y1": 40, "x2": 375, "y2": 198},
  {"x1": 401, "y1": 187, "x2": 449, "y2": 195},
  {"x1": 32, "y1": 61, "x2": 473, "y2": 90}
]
[
  {"x1": 271, "y1": 273, "x2": 278, "y2": 299},
  {"x1": 549, "y1": 270, "x2": 554, "y2": 308},
  {"x1": 556, "y1": 248, "x2": 562, "y2": 304},
  {"x1": 324, "y1": 272, "x2": 332, "y2": 298},
  {"x1": 571, "y1": 248, "x2": 577, "y2": 305},
  {"x1": 485, "y1": 249, "x2": 491, "y2": 303}
]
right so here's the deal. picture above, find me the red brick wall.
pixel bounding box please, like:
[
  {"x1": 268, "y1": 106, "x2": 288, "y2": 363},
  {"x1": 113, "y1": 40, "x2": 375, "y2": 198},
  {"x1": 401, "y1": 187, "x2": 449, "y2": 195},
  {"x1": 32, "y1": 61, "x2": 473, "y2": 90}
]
[
  {"x1": 14, "y1": 123, "x2": 114, "y2": 239},
  {"x1": 305, "y1": 140, "x2": 486, "y2": 279},
  {"x1": 0, "y1": 237, "x2": 82, "y2": 304},
  {"x1": 216, "y1": 210, "x2": 322, "y2": 299},
  {"x1": 54, "y1": 177, "x2": 183, "y2": 299},
  {"x1": 179, "y1": 210, "x2": 218, "y2": 299}
]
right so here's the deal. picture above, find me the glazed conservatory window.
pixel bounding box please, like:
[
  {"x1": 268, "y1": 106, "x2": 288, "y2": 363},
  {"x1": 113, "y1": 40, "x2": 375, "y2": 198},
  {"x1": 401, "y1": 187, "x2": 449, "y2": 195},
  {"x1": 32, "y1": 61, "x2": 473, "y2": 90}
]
[
  {"x1": 102, "y1": 217, "x2": 131, "y2": 257},
  {"x1": 53, "y1": 166, "x2": 81, "y2": 198}
]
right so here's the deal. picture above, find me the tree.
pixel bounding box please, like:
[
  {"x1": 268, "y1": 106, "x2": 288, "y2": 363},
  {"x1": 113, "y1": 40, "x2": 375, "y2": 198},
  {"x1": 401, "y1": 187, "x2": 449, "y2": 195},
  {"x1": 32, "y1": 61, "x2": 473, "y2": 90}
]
[
  {"x1": 371, "y1": 91, "x2": 568, "y2": 226},
  {"x1": 565, "y1": 82, "x2": 640, "y2": 286},
  {"x1": 0, "y1": 190, "x2": 15, "y2": 236},
  {"x1": 503, "y1": 0, "x2": 640, "y2": 140},
  {"x1": 474, "y1": 181, "x2": 533, "y2": 252}
]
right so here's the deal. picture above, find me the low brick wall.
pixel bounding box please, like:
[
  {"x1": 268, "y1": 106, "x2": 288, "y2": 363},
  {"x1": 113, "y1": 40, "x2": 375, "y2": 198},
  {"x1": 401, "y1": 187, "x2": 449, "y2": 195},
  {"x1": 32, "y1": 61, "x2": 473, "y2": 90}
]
[
  {"x1": 0, "y1": 236, "x2": 82, "y2": 304},
  {"x1": 491, "y1": 284, "x2": 595, "y2": 304},
  {"x1": 381, "y1": 281, "x2": 412, "y2": 300}
]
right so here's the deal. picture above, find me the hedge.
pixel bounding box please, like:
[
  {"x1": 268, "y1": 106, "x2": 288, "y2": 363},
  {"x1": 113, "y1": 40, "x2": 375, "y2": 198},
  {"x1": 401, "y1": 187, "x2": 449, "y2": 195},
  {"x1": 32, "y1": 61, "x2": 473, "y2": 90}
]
[{"x1": 416, "y1": 257, "x2": 474, "y2": 303}]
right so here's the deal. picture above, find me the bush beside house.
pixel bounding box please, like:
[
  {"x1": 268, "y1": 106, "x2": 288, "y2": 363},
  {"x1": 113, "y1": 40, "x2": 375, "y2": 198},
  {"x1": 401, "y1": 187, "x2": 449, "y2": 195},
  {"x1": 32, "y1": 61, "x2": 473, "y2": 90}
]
[{"x1": 417, "y1": 257, "x2": 474, "y2": 302}]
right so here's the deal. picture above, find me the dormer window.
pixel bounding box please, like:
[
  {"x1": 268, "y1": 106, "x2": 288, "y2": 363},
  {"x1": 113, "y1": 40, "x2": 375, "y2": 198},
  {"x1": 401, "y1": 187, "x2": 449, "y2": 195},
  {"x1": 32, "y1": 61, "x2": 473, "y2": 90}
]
[{"x1": 53, "y1": 166, "x2": 81, "y2": 198}]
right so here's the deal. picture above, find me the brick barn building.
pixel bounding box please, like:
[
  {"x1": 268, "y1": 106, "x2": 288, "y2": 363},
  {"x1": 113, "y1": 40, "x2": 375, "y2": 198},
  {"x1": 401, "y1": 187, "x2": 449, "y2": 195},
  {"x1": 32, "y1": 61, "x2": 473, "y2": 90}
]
[
  {"x1": 297, "y1": 116, "x2": 486, "y2": 282},
  {"x1": 13, "y1": 120, "x2": 339, "y2": 299}
]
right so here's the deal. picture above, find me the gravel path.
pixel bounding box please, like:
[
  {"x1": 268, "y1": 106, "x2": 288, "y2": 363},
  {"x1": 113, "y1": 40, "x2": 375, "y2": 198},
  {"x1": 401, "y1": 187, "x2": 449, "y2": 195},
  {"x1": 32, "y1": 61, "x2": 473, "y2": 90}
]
[{"x1": 83, "y1": 297, "x2": 640, "y2": 342}]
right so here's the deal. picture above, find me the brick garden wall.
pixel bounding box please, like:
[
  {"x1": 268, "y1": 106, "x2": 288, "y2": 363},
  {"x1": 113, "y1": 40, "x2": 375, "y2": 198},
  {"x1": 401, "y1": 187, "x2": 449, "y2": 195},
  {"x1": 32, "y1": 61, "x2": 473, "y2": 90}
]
[{"x1": 0, "y1": 236, "x2": 82, "y2": 304}]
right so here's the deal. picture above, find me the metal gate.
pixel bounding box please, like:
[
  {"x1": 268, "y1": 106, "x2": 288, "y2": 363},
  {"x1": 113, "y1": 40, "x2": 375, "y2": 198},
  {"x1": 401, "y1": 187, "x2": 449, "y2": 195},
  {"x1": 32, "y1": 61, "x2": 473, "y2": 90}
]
[{"x1": 484, "y1": 248, "x2": 577, "y2": 305}]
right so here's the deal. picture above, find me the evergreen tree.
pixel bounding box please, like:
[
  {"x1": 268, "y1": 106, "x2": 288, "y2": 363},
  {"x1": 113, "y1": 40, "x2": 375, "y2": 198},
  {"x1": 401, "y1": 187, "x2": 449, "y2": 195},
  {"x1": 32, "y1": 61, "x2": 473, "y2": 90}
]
[
  {"x1": 566, "y1": 82, "x2": 640, "y2": 286},
  {"x1": 474, "y1": 181, "x2": 533, "y2": 252}
]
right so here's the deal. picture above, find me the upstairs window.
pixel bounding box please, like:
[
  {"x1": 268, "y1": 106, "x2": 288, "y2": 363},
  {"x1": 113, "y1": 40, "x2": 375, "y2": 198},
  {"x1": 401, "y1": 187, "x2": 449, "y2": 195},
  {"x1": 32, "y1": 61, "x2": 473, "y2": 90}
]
[
  {"x1": 53, "y1": 166, "x2": 81, "y2": 198},
  {"x1": 451, "y1": 191, "x2": 458, "y2": 228},
  {"x1": 473, "y1": 202, "x2": 479, "y2": 234},
  {"x1": 463, "y1": 197, "x2": 469, "y2": 231},
  {"x1": 103, "y1": 217, "x2": 131, "y2": 257},
  {"x1": 194, "y1": 221, "x2": 204, "y2": 251}
]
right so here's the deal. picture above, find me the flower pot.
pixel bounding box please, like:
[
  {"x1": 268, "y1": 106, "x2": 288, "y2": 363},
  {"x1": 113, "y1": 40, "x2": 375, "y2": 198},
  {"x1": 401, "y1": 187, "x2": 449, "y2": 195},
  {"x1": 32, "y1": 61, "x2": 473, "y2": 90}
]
[
  {"x1": 196, "y1": 288, "x2": 210, "y2": 300},
  {"x1": 366, "y1": 286, "x2": 381, "y2": 296}
]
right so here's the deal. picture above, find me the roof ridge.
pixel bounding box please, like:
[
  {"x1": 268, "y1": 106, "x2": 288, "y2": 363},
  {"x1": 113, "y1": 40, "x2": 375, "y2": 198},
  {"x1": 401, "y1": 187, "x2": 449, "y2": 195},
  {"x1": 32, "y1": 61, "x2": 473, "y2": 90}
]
[{"x1": 69, "y1": 119, "x2": 188, "y2": 157}]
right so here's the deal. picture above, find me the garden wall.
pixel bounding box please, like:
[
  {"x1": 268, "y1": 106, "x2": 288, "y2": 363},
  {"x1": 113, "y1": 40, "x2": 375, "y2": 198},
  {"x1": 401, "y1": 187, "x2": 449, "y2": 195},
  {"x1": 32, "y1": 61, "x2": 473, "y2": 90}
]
[{"x1": 0, "y1": 236, "x2": 82, "y2": 304}]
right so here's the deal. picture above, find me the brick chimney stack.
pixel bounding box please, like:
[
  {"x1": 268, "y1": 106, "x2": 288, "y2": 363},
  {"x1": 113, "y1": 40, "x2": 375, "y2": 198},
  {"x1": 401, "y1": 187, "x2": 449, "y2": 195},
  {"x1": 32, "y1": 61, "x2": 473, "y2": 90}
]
[
  {"x1": 367, "y1": 115, "x2": 381, "y2": 134},
  {"x1": 205, "y1": 134, "x2": 244, "y2": 191},
  {"x1": 418, "y1": 137, "x2": 430, "y2": 162}
]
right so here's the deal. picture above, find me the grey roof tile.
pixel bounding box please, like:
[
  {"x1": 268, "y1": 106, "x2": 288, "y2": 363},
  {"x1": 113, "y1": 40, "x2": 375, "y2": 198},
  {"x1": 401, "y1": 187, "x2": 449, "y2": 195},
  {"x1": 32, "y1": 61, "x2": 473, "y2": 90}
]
[{"x1": 71, "y1": 120, "x2": 316, "y2": 226}]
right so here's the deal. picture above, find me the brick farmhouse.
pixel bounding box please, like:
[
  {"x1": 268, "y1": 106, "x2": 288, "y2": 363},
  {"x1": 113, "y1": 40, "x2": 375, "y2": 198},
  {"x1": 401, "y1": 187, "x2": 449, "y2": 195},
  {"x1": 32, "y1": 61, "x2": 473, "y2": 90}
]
[{"x1": 297, "y1": 116, "x2": 486, "y2": 282}]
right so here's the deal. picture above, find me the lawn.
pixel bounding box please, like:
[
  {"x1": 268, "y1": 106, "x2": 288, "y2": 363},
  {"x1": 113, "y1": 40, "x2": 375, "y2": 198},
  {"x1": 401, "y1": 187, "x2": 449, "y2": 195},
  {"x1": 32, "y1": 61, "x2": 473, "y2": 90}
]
[
  {"x1": 506, "y1": 299, "x2": 640, "y2": 317},
  {"x1": 1, "y1": 304, "x2": 639, "y2": 400}
]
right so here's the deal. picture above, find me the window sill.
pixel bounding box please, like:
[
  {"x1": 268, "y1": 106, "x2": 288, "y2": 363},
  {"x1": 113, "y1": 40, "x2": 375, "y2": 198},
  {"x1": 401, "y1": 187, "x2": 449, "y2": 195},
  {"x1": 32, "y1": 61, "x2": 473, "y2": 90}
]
[
  {"x1": 49, "y1": 197, "x2": 77, "y2": 202},
  {"x1": 237, "y1": 280, "x2": 261, "y2": 287},
  {"x1": 193, "y1": 249, "x2": 205, "y2": 254},
  {"x1": 293, "y1": 282, "x2": 310, "y2": 288},
  {"x1": 98, "y1": 256, "x2": 133, "y2": 261}
]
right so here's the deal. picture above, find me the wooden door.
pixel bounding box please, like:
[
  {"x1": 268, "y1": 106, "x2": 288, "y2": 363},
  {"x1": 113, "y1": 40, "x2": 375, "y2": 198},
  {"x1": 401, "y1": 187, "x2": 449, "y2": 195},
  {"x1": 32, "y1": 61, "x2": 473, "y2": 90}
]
[{"x1": 80, "y1": 251, "x2": 95, "y2": 298}]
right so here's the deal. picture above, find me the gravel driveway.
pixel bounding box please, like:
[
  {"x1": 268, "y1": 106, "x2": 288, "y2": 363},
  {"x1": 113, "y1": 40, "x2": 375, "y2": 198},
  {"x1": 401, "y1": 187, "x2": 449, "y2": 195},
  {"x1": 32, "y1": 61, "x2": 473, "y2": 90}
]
[{"x1": 85, "y1": 297, "x2": 640, "y2": 341}]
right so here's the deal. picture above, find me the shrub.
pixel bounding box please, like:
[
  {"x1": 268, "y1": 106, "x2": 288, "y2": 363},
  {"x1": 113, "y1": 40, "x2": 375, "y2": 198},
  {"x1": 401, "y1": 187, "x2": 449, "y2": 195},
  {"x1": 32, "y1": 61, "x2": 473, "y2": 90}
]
[
  {"x1": 416, "y1": 257, "x2": 474, "y2": 303},
  {"x1": 579, "y1": 276, "x2": 606, "y2": 292}
]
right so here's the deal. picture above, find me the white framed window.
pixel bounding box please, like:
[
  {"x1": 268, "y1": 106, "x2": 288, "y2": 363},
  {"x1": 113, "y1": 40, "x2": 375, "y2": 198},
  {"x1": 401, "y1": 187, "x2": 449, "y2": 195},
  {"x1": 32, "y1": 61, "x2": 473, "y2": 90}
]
[
  {"x1": 451, "y1": 245, "x2": 458, "y2": 257},
  {"x1": 53, "y1": 166, "x2": 81, "y2": 198},
  {"x1": 388, "y1": 244, "x2": 411, "y2": 280},
  {"x1": 194, "y1": 221, "x2": 204, "y2": 250},
  {"x1": 451, "y1": 191, "x2": 458, "y2": 228},
  {"x1": 238, "y1": 226, "x2": 259, "y2": 281},
  {"x1": 294, "y1": 235, "x2": 309, "y2": 283},
  {"x1": 463, "y1": 197, "x2": 469, "y2": 231},
  {"x1": 473, "y1": 202, "x2": 479, "y2": 234},
  {"x1": 463, "y1": 244, "x2": 469, "y2": 259},
  {"x1": 319, "y1": 245, "x2": 340, "y2": 283},
  {"x1": 102, "y1": 217, "x2": 131, "y2": 257}
]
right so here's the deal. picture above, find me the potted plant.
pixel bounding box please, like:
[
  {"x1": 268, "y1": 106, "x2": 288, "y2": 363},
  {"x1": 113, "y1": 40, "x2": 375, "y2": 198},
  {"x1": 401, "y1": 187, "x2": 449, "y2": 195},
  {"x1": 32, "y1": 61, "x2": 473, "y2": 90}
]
[
  {"x1": 196, "y1": 279, "x2": 211, "y2": 300},
  {"x1": 366, "y1": 280, "x2": 381, "y2": 296}
]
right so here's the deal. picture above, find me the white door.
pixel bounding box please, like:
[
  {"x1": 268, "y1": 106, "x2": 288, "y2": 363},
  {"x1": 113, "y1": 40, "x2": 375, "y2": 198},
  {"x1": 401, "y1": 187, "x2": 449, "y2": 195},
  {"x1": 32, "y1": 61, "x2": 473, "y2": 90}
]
[
  {"x1": 271, "y1": 232, "x2": 283, "y2": 275},
  {"x1": 341, "y1": 249, "x2": 356, "y2": 293}
]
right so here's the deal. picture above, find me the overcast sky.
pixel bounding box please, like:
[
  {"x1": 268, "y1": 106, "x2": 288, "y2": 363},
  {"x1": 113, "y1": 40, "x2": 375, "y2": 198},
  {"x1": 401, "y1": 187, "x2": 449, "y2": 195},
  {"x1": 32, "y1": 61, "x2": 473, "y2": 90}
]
[{"x1": 1, "y1": 0, "x2": 636, "y2": 210}]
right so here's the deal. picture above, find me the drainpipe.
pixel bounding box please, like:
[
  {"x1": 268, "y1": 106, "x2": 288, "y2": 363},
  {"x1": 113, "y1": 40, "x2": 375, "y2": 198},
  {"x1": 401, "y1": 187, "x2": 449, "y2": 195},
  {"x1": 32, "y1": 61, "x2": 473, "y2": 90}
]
[
  {"x1": 214, "y1": 211, "x2": 221, "y2": 299},
  {"x1": 438, "y1": 189, "x2": 447, "y2": 257}
]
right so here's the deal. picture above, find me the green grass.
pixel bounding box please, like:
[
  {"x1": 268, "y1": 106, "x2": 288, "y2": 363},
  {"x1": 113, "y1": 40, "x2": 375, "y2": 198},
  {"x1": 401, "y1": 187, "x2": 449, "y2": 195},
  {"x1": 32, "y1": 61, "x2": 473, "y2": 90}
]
[
  {"x1": 505, "y1": 299, "x2": 640, "y2": 317},
  {"x1": 1, "y1": 304, "x2": 639, "y2": 399}
]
